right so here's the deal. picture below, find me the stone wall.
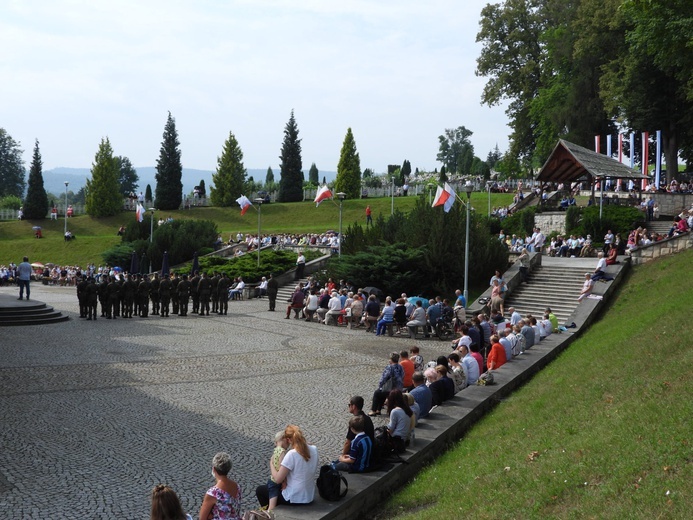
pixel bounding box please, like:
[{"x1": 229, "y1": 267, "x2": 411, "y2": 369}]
[
  {"x1": 652, "y1": 193, "x2": 693, "y2": 216},
  {"x1": 534, "y1": 212, "x2": 566, "y2": 235},
  {"x1": 629, "y1": 232, "x2": 692, "y2": 265}
]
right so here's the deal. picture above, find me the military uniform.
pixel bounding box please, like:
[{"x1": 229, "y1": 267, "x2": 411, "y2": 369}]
[
  {"x1": 210, "y1": 272, "x2": 220, "y2": 313},
  {"x1": 123, "y1": 275, "x2": 137, "y2": 318},
  {"x1": 76, "y1": 277, "x2": 88, "y2": 318},
  {"x1": 159, "y1": 275, "x2": 171, "y2": 317},
  {"x1": 190, "y1": 273, "x2": 201, "y2": 314},
  {"x1": 198, "y1": 273, "x2": 211, "y2": 316},
  {"x1": 138, "y1": 276, "x2": 150, "y2": 317},
  {"x1": 217, "y1": 273, "x2": 231, "y2": 315},
  {"x1": 170, "y1": 273, "x2": 180, "y2": 314},
  {"x1": 85, "y1": 278, "x2": 98, "y2": 320},
  {"x1": 149, "y1": 273, "x2": 161, "y2": 315},
  {"x1": 177, "y1": 276, "x2": 191, "y2": 316},
  {"x1": 267, "y1": 275, "x2": 279, "y2": 311}
]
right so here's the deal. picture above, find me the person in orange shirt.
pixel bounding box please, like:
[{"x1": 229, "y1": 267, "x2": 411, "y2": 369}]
[
  {"x1": 399, "y1": 350, "x2": 415, "y2": 390},
  {"x1": 487, "y1": 334, "x2": 507, "y2": 371}
]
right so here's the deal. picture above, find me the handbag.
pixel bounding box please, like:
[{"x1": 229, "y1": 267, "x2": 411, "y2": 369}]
[
  {"x1": 381, "y1": 374, "x2": 394, "y2": 393},
  {"x1": 242, "y1": 509, "x2": 274, "y2": 520}
]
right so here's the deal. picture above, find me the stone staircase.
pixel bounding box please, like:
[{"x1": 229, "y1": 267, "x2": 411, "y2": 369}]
[
  {"x1": 644, "y1": 219, "x2": 674, "y2": 236},
  {"x1": 0, "y1": 296, "x2": 69, "y2": 326},
  {"x1": 276, "y1": 277, "x2": 311, "y2": 303},
  {"x1": 503, "y1": 263, "x2": 588, "y2": 325}
]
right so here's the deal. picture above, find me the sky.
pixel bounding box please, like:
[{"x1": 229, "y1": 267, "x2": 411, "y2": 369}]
[{"x1": 1, "y1": 0, "x2": 509, "y2": 175}]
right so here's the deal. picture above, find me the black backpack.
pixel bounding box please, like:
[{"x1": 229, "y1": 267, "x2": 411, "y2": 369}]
[{"x1": 316, "y1": 464, "x2": 348, "y2": 501}]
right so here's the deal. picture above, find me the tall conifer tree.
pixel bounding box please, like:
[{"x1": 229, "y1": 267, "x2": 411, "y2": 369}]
[
  {"x1": 23, "y1": 139, "x2": 49, "y2": 219},
  {"x1": 85, "y1": 138, "x2": 122, "y2": 217},
  {"x1": 155, "y1": 112, "x2": 183, "y2": 210},
  {"x1": 210, "y1": 131, "x2": 246, "y2": 207},
  {"x1": 308, "y1": 163, "x2": 319, "y2": 185},
  {"x1": 277, "y1": 110, "x2": 303, "y2": 202},
  {"x1": 335, "y1": 128, "x2": 361, "y2": 199}
]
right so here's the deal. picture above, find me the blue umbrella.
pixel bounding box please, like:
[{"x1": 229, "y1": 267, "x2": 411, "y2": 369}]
[
  {"x1": 140, "y1": 253, "x2": 148, "y2": 275},
  {"x1": 161, "y1": 251, "x2": 170, "y2": 276},
  {"x1": 129, "y1": 251, "x2": 139, "y2": 275},
  {"x1": 191, "y1": 251, "x2": 199, "y2": 275},
  {"x1": 408, "y1": 296, "x2": 430, "y2": 309}
]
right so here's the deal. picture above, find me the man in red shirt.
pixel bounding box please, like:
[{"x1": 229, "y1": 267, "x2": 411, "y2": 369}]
[
  {"x1": 399, "y1": 350, "x2": 415, "y2": 390},
  {"x1": 487, "y1": 334, "x2": 507, "y2": 371},
  {"x1": 365, "y1": 205, "x2": 372, "y2": 226}
]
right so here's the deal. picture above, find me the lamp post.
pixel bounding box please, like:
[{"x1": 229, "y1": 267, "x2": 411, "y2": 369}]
[
  {"x1": 254, "y1": 198, "x2": 264, "y2": 267},
  {"x1": 487, "y1": 181, "x2": 492, "y2": 216},
  {"x1": 463, "y1": 183, "x2": 474, "y2": 308},
  {"x1": 64, "y1": 182, "x2": 69, "y2": 235},
  {"x1": 427, "y1": 183, "x2": 436, "y2": 205},
  {"x1": 391, "y1": 177, "x2": 395, "y2": 215},
  {"x1": 336, "y1": 192, "x2": 346, "y2": 257},
  {"x1": 149, "y1": 208, "x2": 156, "y2": 243}
]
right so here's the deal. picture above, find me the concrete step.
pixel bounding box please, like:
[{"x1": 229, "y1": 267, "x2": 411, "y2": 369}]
[{"x1": 0, "y1": 299, "x2": 69, "y2": 326}]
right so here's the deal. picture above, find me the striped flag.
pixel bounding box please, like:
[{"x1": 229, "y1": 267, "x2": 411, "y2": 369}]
[
  {"x1": 236, "y1": 195, "x2": 252, "y2": 215},
  {"x1": 314, "y1": 185, "x2": 332, "y2": 207},
  {"x1": 136, "y1": 203, "x2": 144, "y2": 223},
  {"x1": 432, "y1": 183, "x2": 457, "y2": 213}
]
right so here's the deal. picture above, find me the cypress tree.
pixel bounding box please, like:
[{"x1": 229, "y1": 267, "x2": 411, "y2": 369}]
[
  {"x1": 277, "y1": 110, "x2": 303, "y2": 202},
  {"x1": 210, "y1": 131, "x2": 246, "y2": 207},
  {"x1": 334, "y1": 127, "x2": 361, "y2": 199},
  {"x1": 23, "y1": 139, "x2": 49, "y2": 219},
  {"x1": 155, "y1": 112, "x2": 183, "y2": 210},
  {"x1": 308, "y1": 163, "x2": 319, "y2": 185},
  {"x1": 145, "y1": 184, "x2": 153, "y2": 203},
  {"x1": 85, "y1": 137, "x2": 122, "y2": 217}
]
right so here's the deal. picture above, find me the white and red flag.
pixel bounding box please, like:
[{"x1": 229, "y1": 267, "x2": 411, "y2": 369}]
[
  {"x1": 136, "y1": 203, "x2": 145, "y2": 223},
  {"x1": 314, "y1": 185, "x2": 333, "y2": 207},
  {"x1": 432, "y1": 183, "x2": 457, "y2": 213},
  {"x1": 236, "y1": 195, "x2": 252, "y2": 215}
]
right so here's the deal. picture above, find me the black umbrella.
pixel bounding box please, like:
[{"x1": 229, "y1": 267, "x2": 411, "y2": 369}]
[
  {"x1": 140, "y1": 253, "x2": 148, "y2": 275},
  {"x1": 129, "y1": 251, "x2": 139, "y2": 275},
  {"x1": 191, "y1": 251, "x2": 199, "y2": 275},
  {"x1": 363, "y1": 286, "x2": 385, "y2": 301},
  {"x1": 161, "y1": 251, "x2": 170, "y2": 276}
]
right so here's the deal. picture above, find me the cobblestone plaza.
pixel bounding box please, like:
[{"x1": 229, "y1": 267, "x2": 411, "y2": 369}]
[{"x1": 0, "y1": 285, "x2": 450, "y2": 519}]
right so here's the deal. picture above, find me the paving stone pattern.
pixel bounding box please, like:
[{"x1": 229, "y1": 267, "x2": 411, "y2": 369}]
[{"x1": 0, "y1": 285, "x2": 453, "y2": 519}]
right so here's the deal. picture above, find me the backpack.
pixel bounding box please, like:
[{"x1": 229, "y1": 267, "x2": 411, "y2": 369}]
[
  {"x1": 316, "y1": 464, "x2": 348, "y2": 501},
  {"x1": 371, "y1": 426, "x2": 393, "y2": 465}
]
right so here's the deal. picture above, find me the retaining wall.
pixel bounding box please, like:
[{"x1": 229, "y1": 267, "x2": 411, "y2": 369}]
[{"x1": 629, "y1": 232, "x2": 692, "y2": 265}]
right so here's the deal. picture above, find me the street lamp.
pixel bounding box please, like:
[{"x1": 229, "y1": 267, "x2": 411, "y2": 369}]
[
  {"x1": 148, "y1": 208, "x2": 156, "y2": 243},
  {"x1": 254, "y1": 198, "x2": 264, "y2": 267},
  {"x1": 463, "y1": 183, "x2": 474, "y2": 309},
  {"x1": 64, "y1": 182, "x2": 69, "y2": 235},
  {"x1": 336, "y1": 192, "x2": 346, "y2": 257}
]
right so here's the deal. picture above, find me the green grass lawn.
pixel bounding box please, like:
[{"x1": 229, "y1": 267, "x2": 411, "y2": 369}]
[
  {"x1": 372, "y1": 249, "x2": 693, "y2": 520},
  {"x1": 0, "y1": 193, "x2": 513, "y2": 266}
]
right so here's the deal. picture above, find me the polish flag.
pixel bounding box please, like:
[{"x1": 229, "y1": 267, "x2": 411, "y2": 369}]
[
  {"x1": 136, "y1": 203, "x2": 144, "y2": 223},
  {"x1": 314, "y1": 185, "x2": 332, "y2": 207},
  {"x1": 236, "y1": 195, "x2": 252, "y2": 215},
  {"x1": 432, "y1": 183, "x2": 457, "y2": 213}
]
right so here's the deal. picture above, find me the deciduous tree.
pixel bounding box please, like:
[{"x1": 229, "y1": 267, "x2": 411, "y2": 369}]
[
  {"x1": 115, "y1": 156, "x2": 139, "y2": 197},
  {"x1": 437, "y1": 126, "x2": 474, "y2": 175},
  {"x1": 0, "y1": 128, "x2": 25, "y2": 198}
]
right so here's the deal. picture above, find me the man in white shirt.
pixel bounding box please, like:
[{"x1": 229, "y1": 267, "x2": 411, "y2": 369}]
[
  {"x1": 509, "y1": 307, "x2": 522, "y2": 326},
  {"x1": 325, "y1": 290, "x2": 343, "y2": 325}
]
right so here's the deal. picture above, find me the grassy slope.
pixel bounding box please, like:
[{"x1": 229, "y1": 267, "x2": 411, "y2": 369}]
[
  {"x1": 0, "y1": 193, "x2": 513, "y2": 266},
  {"x1": 374, "y1": 249, "x2": 693, "y2": 520}
]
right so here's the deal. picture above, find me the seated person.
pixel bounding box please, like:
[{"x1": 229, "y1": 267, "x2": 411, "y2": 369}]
[
  {"x1": 375, "y1": 301, "x2": 395, "y2": 336},
  {"x1": 363, "y1": 295, "x2": 380, "y2": 331},
  {"x1": 408, "y1": 371, "x2": 432, "y2": 419},
  {"x1": 605, "y1": 244, "x2": 619, "y2": 265},
  {"x1": 393, "y1": 298, "x2": 408, "y2": 330},
  {"x1": 325, "y1": 290, "x2": 343, "y2": 325},
  {"x1": 577, "y1": 273, "x2": 594, "y2": 302},
  {"x1": 348, "y1": 295, "x2": 364, "y2": 327},
  {"x1": 316, "y1": 289, "x2": 331, "y2": 322},
  {"x1": 254, "y1": 277, "x2": 268, "y2": 298},
  {"x1": 229, "y1": 277, "x2": 245, "y2": 299},
  {"x1": 406, "y1": 300, "x2": 427, "y2": 338},
  {"x1": 333, "y1": 415, "x2": 372, "y2": 473}
]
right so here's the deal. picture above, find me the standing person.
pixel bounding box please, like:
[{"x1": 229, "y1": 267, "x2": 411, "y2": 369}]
[
  {"x1": 158, "y1": 274, "x2": 171, "y2": 317},
  {"x1": 170, "y1": 272, "x2": 180, "y2": 315},
  {"x1": 295, "y1": 251, "x2": 306, "y2": 281},
  {"x1": 256, "y1": 425, "x2": 319, "y2": 509},
  {"x1": 17, "y1": 256, "x2": 32, "y2": 300},
  {"x1": 149, "y1": 273, "x2": 160, "y2": 315},
  {"x1": 177, "y1": 274, "x2": 191, "y2": 316},
  {"x1": 518, "y1": 248, "x2": 530, "y2": 283},
  {"x1": 198, "y1": 272, "x2": 212, "y2": 316},
  {"x1": 85, "y1": 277, "x2": 98, "y2": 321},
  {"x1": 199, "y1": 452, "x2": 242, "y2": 520},
  {"x1": 190, "y1": 271, "x2": 201, "y2": 314},
  {"x1": 266, "y1": 273, "x2": 279, "y2": 311},
  {"x1": 138, "y1": 275, "x2": 150, "y2": 318},
  {"x1": 365, "y1": 205, "x2": 373, "y2": 226},
  {"x1": 217, "y1": 273, "x2": 231, "y2": 315}
]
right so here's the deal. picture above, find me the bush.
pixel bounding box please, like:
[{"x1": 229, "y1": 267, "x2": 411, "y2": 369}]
[
  {"x1": 500, "y1": 207, "x2": 537, "y2": 238},
  {"x1": 565, "y1": 206, "x2": 642, "y2": 240},
  {"x1": 0, "y1": 195, "x2": 22, "y2": 210}
]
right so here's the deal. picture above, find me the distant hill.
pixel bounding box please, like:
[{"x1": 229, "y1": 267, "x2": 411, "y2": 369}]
[{"x1": 42, "y1": 167, "x2": 336, "y2": 196}]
